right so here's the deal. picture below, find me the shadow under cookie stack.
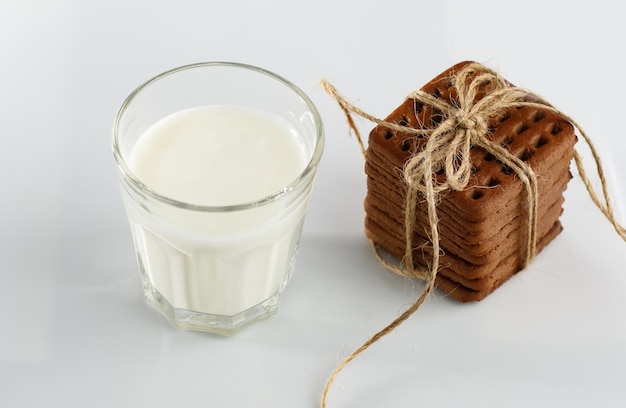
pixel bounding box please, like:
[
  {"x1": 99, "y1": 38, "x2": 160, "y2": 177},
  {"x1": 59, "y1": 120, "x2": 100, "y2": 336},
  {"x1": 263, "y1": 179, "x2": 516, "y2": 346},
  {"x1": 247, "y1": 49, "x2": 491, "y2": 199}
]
[{"x1": 364, "y1": 61, "x2": 577, "y2": 302}]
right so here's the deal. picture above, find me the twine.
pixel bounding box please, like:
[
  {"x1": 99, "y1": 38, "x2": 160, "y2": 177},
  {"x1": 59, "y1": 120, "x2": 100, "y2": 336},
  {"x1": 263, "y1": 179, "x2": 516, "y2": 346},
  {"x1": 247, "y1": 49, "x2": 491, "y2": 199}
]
[{"x1": 319, "y1": 62, "x2": 626, "y2": 408}]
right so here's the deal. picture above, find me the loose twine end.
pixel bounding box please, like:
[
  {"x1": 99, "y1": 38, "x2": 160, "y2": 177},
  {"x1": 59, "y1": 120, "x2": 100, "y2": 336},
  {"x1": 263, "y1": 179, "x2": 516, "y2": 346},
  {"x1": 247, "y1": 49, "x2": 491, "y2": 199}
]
[{"x1": 319, "y1": 63, "x2": 626, "y2": 408}]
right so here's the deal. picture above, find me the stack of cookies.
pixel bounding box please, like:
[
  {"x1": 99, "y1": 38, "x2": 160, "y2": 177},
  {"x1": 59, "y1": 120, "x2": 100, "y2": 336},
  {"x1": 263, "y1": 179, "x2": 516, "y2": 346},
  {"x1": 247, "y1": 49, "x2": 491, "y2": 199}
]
[{"x1": 364, "y1": 61, "x2": 577, "y2": 302}]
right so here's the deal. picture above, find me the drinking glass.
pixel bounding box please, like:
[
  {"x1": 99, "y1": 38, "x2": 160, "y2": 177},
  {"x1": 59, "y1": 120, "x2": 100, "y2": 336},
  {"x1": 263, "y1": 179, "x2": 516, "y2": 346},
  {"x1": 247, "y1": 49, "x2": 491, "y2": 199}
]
[{"x1": 112, "y1": 62, "x2": 324, "y2": 335}]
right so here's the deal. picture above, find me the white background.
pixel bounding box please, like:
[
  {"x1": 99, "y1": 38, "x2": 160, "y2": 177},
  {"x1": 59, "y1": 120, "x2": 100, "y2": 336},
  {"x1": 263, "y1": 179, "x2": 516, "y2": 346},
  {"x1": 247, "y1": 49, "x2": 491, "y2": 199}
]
[{"x1": 2, "y1": 1, "x2": 626, "y2": 407}]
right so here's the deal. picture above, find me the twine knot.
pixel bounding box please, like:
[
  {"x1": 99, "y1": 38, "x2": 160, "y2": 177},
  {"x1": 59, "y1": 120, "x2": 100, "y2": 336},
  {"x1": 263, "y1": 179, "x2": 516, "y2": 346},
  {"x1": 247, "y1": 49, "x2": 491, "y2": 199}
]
[
  {"x1": 405, "y1": 105, "x2": 490, "y2": 194},
  {"x1": 399, "y1": 65, "x2": 521, "y2": 199},
  {"x1": 455, "y1": 111, "x2": 483, "y2": 132}
]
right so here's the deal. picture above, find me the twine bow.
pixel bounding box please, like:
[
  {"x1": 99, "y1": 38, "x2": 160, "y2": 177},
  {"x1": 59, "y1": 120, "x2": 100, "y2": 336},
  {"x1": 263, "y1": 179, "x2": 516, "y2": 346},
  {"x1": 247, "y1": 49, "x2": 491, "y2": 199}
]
[
  {"x1": 319, "y1": 62, "x2": 626, "y2": 408},
  {"x1": 400, "y1": 65, "x2": 544, "y2": 279}
]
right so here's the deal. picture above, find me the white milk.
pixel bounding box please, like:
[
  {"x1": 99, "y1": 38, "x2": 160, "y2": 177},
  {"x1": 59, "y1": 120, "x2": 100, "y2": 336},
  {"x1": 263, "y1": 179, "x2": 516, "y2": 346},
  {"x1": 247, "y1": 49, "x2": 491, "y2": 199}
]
[
  {"x1": 124, "y1": 105, "x2": 311, "y2": 318},
  {"x1": 130, "y1": 105, "x2": 306, "y2": 208}
]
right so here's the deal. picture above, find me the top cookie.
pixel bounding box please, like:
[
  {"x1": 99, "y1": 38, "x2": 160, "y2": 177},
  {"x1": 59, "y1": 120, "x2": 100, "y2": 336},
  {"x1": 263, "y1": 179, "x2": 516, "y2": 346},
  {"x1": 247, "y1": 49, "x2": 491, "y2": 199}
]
[{"x1": 367, "y1": 61, "x2": 577, "y2": 219}]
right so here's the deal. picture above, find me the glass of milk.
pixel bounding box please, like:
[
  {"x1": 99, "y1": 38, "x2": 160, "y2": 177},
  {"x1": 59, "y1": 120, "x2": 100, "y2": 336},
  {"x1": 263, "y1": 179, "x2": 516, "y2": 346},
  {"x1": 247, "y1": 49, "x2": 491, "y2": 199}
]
[{"x1": 112, "y1": 62, "x2": 324, "y2": 335}]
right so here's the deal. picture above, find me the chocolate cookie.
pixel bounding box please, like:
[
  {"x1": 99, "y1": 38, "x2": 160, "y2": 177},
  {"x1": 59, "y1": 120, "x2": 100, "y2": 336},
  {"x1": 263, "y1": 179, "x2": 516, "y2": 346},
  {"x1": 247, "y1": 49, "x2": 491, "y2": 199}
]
[{"x1": 363, "y1": 61, "x2": 577, "y2": 301}]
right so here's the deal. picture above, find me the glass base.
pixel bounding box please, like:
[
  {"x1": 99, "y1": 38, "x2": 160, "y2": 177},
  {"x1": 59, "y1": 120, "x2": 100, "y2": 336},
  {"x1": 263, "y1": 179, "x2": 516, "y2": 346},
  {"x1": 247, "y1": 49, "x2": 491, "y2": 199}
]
[{"x1": 142, "y1": 285, "x2": 279, "y2": 336}]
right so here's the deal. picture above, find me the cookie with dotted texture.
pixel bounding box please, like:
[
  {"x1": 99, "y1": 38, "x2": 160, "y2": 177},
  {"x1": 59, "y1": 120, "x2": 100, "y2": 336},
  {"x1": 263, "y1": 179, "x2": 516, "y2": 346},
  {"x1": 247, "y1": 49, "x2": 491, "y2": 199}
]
[{"x1": 363, "y1": 61, "x2": 577, "y2": 301}]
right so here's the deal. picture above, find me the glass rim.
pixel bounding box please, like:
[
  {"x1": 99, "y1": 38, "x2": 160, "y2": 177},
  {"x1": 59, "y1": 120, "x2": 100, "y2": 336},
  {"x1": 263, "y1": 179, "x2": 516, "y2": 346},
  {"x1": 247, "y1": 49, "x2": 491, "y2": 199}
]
[{"x1": 112, "y1": 61, "x2": 325, "y2": 212}]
